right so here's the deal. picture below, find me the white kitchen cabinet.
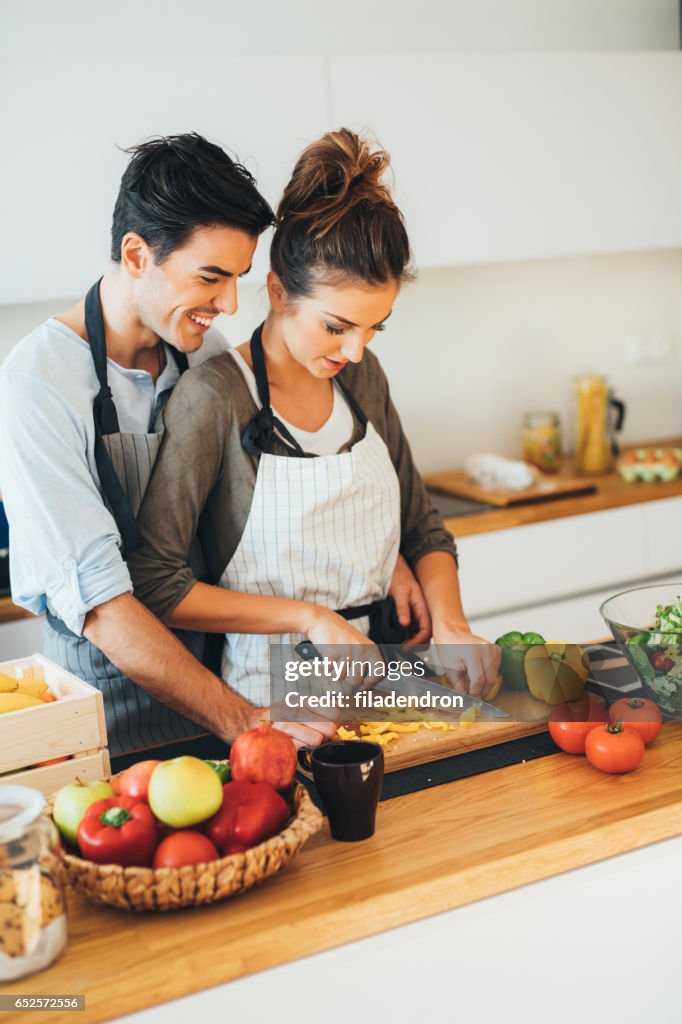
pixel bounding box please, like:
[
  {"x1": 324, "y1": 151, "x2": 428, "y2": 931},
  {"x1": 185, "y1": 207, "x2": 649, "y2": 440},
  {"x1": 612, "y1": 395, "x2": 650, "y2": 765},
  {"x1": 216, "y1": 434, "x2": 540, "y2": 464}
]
[
  {"x1": 0, "y1": 615, "x2": 45, "y2": 662},
  {"x1": 468, "y1": 572, "x2": 682, "y2": 643},
  {"x1": 641, "y1": 496, "x2": 682, "y2": 577},
  {"x1": 455, "y1": 497, "x2": 682, "y2": 639},
  {"x1": 0, "y1": 57, "x2": 329, "y2": 305},
  {"x1": 456, "y1": 504, "x2": 648, "y2": 617},
  {"x1": 329, "y1": 53, "x2": 682, "y2": 267}
]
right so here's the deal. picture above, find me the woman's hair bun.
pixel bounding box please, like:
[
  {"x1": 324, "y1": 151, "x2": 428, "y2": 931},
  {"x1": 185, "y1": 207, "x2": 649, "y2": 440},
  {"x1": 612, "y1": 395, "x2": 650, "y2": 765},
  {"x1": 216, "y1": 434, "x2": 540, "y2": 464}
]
[
  {"x1": 271, "y1": 128, "x2": 412, "y2": 297},
  {"x1": 277, "y1": 128, "x2": 396, "y2": 239}
]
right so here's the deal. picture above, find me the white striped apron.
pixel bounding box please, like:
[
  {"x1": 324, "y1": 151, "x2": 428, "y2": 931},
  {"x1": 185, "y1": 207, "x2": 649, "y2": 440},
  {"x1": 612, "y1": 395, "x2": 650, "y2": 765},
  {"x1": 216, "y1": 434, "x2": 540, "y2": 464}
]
[{"x1": 219, "y1": 324, "x2": 401, "y2": 704}]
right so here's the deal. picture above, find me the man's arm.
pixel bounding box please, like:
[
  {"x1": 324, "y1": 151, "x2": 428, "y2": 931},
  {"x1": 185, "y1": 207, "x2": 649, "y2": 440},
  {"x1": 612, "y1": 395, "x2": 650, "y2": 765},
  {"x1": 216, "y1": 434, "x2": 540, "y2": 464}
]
[
  {"x1": 84, "y1": 593, "x2": 338, "y2": 748},
  {"x1": 83, "y1": 593, "x2": 255, "y2": 743}
]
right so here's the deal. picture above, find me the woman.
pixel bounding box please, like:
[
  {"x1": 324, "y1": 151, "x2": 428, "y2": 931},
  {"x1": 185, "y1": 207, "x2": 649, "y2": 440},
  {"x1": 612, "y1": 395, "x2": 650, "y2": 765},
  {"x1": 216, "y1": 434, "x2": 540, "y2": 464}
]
[{"x1": 129, "y1": 129, "x2": 500, "y2": 706}]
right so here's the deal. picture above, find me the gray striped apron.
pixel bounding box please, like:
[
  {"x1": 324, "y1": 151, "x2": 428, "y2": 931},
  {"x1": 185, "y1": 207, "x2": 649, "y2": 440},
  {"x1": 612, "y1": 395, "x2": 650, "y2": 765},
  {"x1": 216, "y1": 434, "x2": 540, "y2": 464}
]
[{"x1": 44, "y1": 279, "x2": 208, "y2": 756}]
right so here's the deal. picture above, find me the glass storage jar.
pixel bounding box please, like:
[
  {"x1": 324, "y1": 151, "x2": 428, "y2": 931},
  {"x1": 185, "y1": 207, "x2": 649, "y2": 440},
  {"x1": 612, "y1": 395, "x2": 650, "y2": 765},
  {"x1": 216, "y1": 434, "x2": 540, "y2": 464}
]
[
  {"x1": 0, "y1": 786, "x2": 67, "y2": 981},
  {"x1": 521, "y1": 411, "x2": 562, "y2": 472}
]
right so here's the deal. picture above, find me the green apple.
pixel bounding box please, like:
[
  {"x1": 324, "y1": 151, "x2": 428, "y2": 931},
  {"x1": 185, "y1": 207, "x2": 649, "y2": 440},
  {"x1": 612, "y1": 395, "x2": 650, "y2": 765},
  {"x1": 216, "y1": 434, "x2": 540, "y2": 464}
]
[
  {"x1": 147, "y1": 755, "x2": 223, "y2": 828},
  {"x1": 53, "y1": 778, "x2": 115, "y2": 846}
]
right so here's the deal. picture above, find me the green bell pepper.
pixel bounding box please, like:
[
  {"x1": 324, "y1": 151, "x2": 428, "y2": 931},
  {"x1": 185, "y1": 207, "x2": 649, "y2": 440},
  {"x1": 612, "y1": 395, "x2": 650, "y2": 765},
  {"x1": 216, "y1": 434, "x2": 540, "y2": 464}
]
[{"x1": 495, "y1": 631, "x2": 546, "y2": 691}]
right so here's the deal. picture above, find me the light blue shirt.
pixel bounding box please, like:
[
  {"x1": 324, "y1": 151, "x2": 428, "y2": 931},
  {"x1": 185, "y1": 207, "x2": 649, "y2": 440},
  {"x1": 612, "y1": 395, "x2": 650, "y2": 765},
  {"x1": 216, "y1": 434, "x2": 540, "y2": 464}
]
[{"x1": 0, "y1": 317, "x2": 226, "y2": 635}]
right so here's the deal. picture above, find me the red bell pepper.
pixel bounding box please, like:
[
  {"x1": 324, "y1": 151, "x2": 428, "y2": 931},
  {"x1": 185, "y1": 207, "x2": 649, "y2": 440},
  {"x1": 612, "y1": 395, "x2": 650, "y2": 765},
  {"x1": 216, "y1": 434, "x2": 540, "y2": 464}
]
[
  {"x1": 204, "y1": 780, "x2": 289, "y2": 853},
  {"x1": 77, "y1": 796, "x2": 158, "y2": 867}
]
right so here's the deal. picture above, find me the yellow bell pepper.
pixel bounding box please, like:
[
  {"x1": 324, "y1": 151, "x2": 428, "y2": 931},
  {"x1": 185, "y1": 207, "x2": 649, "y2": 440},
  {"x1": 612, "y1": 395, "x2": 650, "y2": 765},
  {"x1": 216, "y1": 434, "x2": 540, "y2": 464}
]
[{"x1": 524, "y1": 644, "x2": 589, "y2": 705}]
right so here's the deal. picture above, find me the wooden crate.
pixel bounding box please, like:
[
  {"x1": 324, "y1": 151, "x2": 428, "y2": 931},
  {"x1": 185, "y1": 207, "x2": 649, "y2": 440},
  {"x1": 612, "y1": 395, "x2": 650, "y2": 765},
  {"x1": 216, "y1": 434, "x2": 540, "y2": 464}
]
[{"x1": 0, "y1": 654, "x2": 109, "y2": 795}]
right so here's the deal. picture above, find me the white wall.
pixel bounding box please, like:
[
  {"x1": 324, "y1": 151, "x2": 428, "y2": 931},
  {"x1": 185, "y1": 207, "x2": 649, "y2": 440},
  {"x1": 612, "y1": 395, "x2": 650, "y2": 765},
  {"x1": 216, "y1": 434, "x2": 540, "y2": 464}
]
[
  {"x1": 2, "y1": 246, "x2": 681, "y2": 473},
  {"x1": 3, "y1": 0, "x2": 679, "y2": 54},
  {"x1": 1, "y1": 0, "x2": 680, "y2": 472}
]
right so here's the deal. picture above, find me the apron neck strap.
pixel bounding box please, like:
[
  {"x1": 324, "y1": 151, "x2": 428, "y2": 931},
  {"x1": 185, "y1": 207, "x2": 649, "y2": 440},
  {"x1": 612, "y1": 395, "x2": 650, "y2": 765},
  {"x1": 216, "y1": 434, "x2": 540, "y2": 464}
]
[
  {"x1": 85, "y1": 278, "x2": 120, "y2": 435},
  {"x1": 249, "y1": 322, "x2": 271, "y2": 410},
  {"x1": 169, "y1": 348, "x2": 189, "y2": 374},
  {"x1": 243, "y1": 322, "x2": 309, "y2": 458},
  {"x1": 84, "y1": 278, "x2": 141, "y2": 554},
  {"x1": 242, "y1": 320, "x2": 371, "y2": 457}
]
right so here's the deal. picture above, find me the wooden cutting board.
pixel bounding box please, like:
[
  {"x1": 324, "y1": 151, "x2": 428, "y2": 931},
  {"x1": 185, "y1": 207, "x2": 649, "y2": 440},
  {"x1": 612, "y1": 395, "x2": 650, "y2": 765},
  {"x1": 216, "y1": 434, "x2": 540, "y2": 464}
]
[
  {"x1": 424, "y1": 468, "x2": 596, "y2": 507},
  {"x1": 345, "y1": 687, "x2": 552, "y2": 772}
]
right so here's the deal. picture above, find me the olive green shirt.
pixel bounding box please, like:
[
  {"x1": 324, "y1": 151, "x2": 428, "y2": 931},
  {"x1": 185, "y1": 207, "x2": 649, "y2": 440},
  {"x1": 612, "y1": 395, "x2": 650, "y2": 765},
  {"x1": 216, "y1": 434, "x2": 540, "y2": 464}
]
[{"x1": 128, "y1": 348, "x2": 457, "y2": 621}]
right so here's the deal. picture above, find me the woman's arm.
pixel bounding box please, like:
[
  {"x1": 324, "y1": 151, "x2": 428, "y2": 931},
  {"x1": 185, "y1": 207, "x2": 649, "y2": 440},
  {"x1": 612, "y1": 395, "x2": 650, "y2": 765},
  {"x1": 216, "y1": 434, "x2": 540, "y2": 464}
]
[
  {"x1": 414, "y1": 551, "x2": 500, "y2": 698},
  {"x1": 130, "y1": 366, "x2": 382, "y2": 653}
]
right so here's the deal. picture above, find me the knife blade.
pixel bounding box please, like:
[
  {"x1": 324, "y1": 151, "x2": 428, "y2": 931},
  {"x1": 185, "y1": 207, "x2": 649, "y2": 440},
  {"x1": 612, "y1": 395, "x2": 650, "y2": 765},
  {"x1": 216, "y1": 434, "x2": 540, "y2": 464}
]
[{"x1": 293, "y1": 641, "x2": 508, "y2": 721}]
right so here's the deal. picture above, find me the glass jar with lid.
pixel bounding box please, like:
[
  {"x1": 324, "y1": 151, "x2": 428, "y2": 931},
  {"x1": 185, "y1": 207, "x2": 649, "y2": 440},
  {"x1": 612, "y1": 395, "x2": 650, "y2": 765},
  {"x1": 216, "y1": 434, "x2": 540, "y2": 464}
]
[
  {"x1": 0, "y1": 786, "x2": 67, "y2": 981},
  {"x1": 521, "y1": 411, "x2": 563, "y2": 473}
]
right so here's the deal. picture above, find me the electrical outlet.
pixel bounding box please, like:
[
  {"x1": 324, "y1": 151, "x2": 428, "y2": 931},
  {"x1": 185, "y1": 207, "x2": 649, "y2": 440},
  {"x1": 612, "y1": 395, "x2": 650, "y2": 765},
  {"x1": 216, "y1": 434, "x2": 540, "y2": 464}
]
[{"x1": 624, "y1": 334, "x2": 676, "y2": 367}]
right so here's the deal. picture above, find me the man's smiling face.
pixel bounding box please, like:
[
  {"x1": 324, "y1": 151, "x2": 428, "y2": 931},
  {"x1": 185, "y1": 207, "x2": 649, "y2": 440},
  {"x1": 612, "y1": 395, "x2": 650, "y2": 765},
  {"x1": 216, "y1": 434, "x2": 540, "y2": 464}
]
[{"x1": 134, "y1": 224, "x2": 257, "y2": 351}]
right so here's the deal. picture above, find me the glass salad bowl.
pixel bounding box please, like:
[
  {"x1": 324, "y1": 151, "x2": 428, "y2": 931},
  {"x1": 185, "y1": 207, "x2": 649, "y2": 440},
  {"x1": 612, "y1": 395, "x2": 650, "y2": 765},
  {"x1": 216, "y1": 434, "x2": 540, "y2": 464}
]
[{"x1": 600, "y1": 583, "x2": 682, "y2": 717}]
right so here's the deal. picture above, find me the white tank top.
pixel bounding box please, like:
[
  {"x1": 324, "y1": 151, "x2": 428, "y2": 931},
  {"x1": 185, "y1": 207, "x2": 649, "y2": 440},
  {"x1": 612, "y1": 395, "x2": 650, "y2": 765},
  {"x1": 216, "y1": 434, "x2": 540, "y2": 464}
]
[{"x1": 229, "y1": 347, "x2": 354, "y2": 456}]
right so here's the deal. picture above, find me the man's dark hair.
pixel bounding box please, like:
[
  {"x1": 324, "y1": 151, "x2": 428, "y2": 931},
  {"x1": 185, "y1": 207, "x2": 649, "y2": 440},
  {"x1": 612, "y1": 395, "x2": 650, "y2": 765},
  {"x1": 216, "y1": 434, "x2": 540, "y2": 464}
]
[{"x1": 111, "y1": 133, "x2": 274, "y2": 263}]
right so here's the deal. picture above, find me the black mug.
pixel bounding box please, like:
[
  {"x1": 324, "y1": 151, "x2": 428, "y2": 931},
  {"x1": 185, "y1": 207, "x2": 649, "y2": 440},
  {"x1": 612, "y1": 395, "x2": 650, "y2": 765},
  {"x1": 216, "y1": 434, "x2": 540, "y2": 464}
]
[{"x1": 298, "y1": 740, "x2": 384, "y2": 842}]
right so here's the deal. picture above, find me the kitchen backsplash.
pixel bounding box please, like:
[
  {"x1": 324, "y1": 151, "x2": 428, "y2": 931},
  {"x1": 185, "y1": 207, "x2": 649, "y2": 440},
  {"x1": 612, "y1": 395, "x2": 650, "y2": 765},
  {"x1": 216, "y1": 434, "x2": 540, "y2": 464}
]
[{"x1": 1, "y1": 247, "x2": 680, "y2": 474}]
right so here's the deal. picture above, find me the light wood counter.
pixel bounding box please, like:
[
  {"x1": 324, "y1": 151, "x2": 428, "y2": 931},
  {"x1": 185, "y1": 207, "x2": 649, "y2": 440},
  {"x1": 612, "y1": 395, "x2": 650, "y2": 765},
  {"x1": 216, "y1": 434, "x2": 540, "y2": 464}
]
[
  {"x1": 430, "y1": 445, "x2": 682, "y2": 538},
  {"x1": 0, "y1": 598, "x2": 33, "y2": 625},
  {"x1": 3, "y1": 724, "x2": 682, "y2": 1024}
]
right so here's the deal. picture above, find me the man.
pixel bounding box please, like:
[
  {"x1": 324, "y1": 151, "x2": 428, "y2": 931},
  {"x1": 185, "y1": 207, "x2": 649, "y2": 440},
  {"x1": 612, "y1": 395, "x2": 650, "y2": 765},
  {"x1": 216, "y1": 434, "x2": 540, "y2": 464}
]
[{"x1": 0, "y1": 133, "x2": 343, "y2": 755}]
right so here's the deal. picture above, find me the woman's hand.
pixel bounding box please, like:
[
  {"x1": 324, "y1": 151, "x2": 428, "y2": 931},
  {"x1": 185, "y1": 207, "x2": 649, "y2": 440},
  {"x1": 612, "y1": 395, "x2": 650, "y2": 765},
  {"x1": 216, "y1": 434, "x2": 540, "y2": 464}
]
[
  {"x1": 301, "y1": 606, "x2": 384, "y2": 689},
  {"x1": 432, "y1": 624, "x2": 501, "y2": 699},
  {"x1": 388, "y1": 554, "x2": 431, "y2": 646}
]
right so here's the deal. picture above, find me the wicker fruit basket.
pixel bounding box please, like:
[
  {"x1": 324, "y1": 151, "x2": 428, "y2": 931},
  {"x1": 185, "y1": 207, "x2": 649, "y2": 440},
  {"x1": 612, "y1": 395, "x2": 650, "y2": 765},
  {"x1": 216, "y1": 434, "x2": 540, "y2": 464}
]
[{"x1": 47, "y1": 777, "x2": 323, "y2": 912}]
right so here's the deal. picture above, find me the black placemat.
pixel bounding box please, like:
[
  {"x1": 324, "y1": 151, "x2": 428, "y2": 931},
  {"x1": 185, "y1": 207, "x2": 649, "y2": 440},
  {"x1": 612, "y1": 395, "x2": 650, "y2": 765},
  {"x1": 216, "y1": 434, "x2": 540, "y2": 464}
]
[{"x1": 299, "y1": 731, "x2": 561, "y2": 809}]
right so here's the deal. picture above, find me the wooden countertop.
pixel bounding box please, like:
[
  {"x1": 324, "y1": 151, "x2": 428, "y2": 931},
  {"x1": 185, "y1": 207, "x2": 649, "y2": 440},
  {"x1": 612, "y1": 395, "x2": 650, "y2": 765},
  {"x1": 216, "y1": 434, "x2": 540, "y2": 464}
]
[
  {"x1": 4, "y1": 724, "x2": 682, "y2": 1024},
  {"x1": 0, "y1": 598, "x2": 34, "y2": 625},
  {"x1": 433, "y1": 445, "x2": 682, "y2": 538}
]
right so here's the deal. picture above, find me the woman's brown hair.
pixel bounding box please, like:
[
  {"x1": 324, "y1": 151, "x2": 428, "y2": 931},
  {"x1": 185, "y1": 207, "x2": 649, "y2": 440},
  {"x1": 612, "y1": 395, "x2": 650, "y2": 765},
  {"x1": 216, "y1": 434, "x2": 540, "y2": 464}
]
[{"x1": 271, "y1": 128, "x2": 413, "y2": 298}]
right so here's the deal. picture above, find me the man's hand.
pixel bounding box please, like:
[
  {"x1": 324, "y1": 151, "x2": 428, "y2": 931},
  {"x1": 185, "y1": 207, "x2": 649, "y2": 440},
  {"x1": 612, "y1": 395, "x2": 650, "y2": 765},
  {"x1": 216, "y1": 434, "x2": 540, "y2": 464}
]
[
  {"x1": 243, "y1": 703, "x2": 339, "y2": 750},
  {"x1": 388, "y1": 554, "x2": 431, "y2": 646}
]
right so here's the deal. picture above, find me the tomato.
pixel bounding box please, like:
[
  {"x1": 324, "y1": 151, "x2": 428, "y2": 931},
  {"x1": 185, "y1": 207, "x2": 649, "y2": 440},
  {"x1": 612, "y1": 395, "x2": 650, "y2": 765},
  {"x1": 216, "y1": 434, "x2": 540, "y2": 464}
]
[
  {"x1": 608, "y1": 697, "x2": 662, "y2": 745},
  {"x1": 118, "y1": 759, "x2": 162, "y2": 801},
  {"x1": 548, "y1": 697, "x2": 608, "y2": 754},
  {"x1": 584, "y1": 721, "x2": 645, "y2": 774},
  {"x1": 651, "y1": 652, "x2": 674, "y2": 674},
  {"x1": 152, "y1": 830, "x2": 219, "y2": 868}
]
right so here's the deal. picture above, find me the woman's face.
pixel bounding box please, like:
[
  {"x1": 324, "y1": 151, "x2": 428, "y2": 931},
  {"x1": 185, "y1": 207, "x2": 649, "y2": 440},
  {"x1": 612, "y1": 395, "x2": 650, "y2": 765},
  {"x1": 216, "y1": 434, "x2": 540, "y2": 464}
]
[{"x1": 273, "y1": 275, "x2": 399, "y2": 379}]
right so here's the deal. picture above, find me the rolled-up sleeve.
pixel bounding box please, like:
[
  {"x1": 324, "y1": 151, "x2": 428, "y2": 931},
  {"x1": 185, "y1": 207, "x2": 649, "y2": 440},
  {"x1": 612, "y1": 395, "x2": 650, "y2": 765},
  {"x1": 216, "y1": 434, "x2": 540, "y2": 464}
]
[{"x1": 0, "y1": 372, "x2": 132, "y2": 635}]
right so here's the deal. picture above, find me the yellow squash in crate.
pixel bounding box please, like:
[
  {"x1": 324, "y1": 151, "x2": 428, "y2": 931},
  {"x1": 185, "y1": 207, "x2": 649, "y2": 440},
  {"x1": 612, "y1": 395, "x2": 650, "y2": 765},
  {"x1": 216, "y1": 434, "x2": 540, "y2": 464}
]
[{"x1": 524, "y1": 644, "x2": 589, "y2": 705}]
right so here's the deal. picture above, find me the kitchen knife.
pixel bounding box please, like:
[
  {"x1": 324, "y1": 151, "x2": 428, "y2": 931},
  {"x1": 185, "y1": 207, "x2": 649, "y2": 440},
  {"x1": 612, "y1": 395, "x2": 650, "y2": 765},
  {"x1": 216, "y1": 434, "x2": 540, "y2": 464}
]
[{"x1": 293, "y1": 641, "x2": 508, "y2": 721}]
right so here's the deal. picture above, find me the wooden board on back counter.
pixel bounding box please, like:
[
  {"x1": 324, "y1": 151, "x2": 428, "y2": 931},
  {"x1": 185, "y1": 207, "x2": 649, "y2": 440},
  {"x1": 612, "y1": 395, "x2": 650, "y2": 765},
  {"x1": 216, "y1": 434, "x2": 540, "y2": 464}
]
[
  {"x1": 424, "y1": 468, "x2": 596, "y2": 507},
  {"x1": 343, "y1": 687, "x2": 552, "y2": 772}
]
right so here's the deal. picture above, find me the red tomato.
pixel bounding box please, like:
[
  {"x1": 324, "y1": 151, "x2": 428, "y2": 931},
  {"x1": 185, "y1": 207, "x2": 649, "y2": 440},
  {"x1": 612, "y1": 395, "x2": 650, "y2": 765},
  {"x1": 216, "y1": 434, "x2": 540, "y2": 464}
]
[
  {"x1": 585, "y1": 721, "x2": 645, "y2": 774},
  {"x1": 548, "y1": 697, "x2": 608, "y2": 754},
  {"x1": 118, "y1": 760, "x2": 162, "y2": 801},
  {"x1": 608, "y1": 698, "x2": 662, "y2": 745},
  {"x1": 651, "y1": 652, "x2": 674, "y2": 674},
  {"x1": 152, "y1": 831, "x2": 219, "y2": 868}
]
